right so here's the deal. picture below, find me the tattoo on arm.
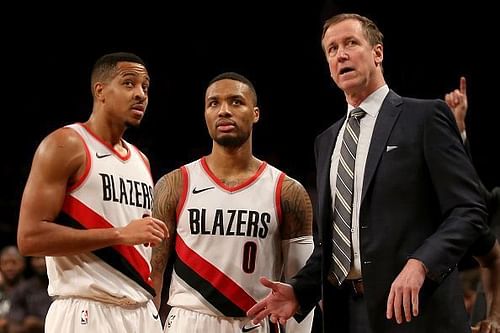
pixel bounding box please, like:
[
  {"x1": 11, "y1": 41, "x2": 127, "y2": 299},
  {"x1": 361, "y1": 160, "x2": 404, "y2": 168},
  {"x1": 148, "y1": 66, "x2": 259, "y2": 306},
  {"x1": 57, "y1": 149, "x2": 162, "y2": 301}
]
[
  {"x1": 280, "y1": 176, "x2": 313, "y2": 239},
  {"x1": 151, "y1": 169, "x2": 182, "y2": 283}
]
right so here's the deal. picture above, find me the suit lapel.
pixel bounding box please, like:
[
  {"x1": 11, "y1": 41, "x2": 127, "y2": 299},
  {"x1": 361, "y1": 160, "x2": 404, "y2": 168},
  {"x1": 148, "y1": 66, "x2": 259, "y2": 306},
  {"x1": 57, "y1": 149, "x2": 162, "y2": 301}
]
[
  {"x1": 361, "y1": 91, "x2": 403, "y2": 203},
  {"x1": 316, "y1": 119, "x2": 344, "y2": 236}
]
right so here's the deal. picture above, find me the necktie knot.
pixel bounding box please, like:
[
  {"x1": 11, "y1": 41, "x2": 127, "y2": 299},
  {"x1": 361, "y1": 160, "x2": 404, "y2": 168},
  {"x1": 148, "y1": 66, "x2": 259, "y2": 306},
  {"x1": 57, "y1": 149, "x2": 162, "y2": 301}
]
[{"x1": 350, "y1": 107, "x2": 366, "y2": 120}]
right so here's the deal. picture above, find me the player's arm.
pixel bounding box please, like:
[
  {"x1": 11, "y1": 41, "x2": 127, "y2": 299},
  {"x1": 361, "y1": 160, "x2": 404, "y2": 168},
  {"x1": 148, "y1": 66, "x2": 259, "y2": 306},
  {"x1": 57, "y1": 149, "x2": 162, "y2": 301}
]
[
  {"x1": 280, "y1": 176, "x2": 313, "y2": 241},
  {"x1": 279, "y1": 176, "x2": 315, "y2": 331},
  {"x1": 279, "y1": 175, "x2": 314, "y2": 278},
  {"x1": 151, "y1": 169, "x2": 182, "y2": 309},
  {"x1": 17, "y1": 128, "x2": 167, "y2": 256}
]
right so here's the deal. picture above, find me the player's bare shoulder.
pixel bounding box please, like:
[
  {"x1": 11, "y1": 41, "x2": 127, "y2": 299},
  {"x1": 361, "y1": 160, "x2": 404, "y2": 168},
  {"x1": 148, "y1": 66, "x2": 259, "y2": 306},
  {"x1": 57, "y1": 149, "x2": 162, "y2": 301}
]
[
  {"x1": 38, "y1": 127, "x2": 85, "y2": 157},
  {"x1": 33, "y1": 127, "x2": 87, "y2": 183},
  {"x1": 280, "y1": 176, "x2": 313, "y2": 240}
]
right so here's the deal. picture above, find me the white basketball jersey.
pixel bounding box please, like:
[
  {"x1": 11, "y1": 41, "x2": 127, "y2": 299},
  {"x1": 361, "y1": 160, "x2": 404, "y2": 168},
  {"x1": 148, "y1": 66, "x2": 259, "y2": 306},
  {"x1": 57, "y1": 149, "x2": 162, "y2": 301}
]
[
  {"x1": 168, "y1": 157, "x2": 286, "y2": 317},
  {"x1": 46, "y1": 123, "x2": 155, "y2": 304}
]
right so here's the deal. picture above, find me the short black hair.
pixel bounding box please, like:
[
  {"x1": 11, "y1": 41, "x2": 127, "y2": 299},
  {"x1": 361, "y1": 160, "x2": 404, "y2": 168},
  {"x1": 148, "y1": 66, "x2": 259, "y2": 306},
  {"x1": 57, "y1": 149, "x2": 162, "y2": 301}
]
[
  {"x1": 208, "y1": 71, "x2": 257, "y2": 105},
  {"x1": 90, "y1": 52, "x2": 147, "y2": 93}
]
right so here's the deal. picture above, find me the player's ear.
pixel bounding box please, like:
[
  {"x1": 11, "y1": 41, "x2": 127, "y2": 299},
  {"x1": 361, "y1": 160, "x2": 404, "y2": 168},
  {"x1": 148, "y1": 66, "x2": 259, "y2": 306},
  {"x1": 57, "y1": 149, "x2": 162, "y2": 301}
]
[
  {"x1": 253, "y1": 107, "x2": 260, "y2": 124},
  {"x1": 94, "y1": 82, "x2": 105, "y2": 101}
]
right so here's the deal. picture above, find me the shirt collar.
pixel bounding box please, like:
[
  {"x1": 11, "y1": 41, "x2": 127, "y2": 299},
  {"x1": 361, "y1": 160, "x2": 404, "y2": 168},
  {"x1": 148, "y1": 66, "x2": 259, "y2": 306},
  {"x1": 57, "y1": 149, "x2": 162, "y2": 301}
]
[{"x1": 347, "y1": 84, "x2": 389, "y2": 118}]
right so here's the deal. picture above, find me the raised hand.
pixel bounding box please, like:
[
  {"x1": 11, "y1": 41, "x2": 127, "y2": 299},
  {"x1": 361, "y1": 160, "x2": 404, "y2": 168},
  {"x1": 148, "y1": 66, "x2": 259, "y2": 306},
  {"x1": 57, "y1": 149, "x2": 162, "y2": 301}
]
[{"x1": 444, "y1": 76, "x2": 468, "y2": 132}]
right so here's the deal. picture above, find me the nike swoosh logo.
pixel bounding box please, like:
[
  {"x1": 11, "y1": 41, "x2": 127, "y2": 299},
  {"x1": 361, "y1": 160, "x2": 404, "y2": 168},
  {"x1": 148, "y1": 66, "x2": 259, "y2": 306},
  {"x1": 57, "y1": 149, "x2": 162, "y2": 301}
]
[
  {"x1": 241, "y1": 323, "x2": 261, "y2": 332},
  {"x1": 192, "y1": 186, "x2": 215, "y2": 194},
  {"x1": 152, "y1": 313, "x2": 159, "y2": 320},
  {"x1": 95, "y1": 152, "x2": 112, "y2": 159}
]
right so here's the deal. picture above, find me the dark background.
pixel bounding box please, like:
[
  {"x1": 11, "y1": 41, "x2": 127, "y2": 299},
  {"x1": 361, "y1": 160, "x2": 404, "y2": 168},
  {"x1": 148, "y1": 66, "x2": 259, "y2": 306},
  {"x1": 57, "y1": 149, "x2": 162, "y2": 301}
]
[{"x1": 2, "y1": 1, "x2": 498, "y2": 248}]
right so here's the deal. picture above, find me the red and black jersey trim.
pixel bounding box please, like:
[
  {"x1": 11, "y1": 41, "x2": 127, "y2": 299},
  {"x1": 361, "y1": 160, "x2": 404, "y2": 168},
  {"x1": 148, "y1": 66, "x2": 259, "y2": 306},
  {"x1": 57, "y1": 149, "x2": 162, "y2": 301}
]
[
  {"x1": 174, "y1": 235, "x2": 256, "y2": 317},
  {"x1": 58, "y1": 197, "x2": 155, "y2": 297},
  {"x1": 174, "y1": 259, "x2": 246, "y2": 317}
]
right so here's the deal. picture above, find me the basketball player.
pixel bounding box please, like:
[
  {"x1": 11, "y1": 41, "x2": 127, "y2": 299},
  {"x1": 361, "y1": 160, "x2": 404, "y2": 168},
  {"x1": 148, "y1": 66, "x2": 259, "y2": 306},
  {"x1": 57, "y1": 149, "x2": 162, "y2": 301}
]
[
  {"x1": 17, "y1": 52, "x2": 168, "y2": 333},
  {"x1": 150, "y1": 72, "x2": 315, "y2": 333}
]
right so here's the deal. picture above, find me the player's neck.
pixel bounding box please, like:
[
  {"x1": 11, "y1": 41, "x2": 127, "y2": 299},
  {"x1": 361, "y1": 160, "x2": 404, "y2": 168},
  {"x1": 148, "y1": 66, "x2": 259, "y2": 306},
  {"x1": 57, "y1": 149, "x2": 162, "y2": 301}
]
[
  {"x1": 84, "y1": 117, "x2": 125, "y2": 148},
  {"x1": 206, "y1": 146, "x2": 260, "y2": 178}
]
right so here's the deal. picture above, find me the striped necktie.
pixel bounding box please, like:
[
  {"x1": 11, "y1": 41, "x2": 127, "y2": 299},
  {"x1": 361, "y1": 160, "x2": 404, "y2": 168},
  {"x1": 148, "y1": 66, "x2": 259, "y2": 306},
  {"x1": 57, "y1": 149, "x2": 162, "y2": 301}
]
[{"x1": 328, "y1": 107, "x2": 366, "y2": 286}]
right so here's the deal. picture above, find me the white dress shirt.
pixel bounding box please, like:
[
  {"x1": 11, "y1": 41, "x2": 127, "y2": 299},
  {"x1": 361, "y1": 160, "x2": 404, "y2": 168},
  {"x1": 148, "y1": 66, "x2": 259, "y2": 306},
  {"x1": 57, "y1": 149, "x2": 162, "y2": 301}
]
[{"x1": 329, "y1": 84, "x2": 389, "y2": 279}]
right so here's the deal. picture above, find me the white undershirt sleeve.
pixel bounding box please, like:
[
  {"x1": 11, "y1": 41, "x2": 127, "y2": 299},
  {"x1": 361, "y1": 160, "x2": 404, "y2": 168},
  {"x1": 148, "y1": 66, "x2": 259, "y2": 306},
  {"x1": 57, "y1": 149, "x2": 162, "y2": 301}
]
[{"x1": 281, "y1": 236, "x2": 315, "y2": 333}]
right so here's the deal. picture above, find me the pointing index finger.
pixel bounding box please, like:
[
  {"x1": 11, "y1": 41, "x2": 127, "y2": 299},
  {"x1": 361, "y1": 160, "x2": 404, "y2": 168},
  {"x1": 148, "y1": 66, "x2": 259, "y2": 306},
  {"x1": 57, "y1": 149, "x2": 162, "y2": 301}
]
[{"x1": 460, "y1": 76, "x2": 467, "y2": 95}]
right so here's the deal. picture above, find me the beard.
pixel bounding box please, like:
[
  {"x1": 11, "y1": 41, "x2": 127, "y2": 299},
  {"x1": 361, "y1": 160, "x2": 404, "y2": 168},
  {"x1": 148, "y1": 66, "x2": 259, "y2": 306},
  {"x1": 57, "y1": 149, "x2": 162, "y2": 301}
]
[{"x1": 214, "y1": 131, "x2": 250, "y2": 148}]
